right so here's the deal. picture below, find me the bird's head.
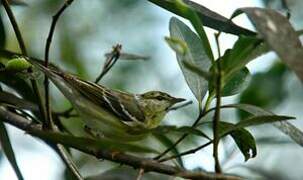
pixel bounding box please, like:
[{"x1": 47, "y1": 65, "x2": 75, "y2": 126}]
[{"x1": 140, "y1": 91, "x2": 185, "y2": 112}]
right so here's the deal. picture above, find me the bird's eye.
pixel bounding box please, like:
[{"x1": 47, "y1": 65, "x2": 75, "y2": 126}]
[{"x1": 155, "y1": 96, "x2": 164, "y2": 101}]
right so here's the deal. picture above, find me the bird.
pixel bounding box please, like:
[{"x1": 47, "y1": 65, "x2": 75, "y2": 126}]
[{"x1": 27, "y1": 58, "x2": 185, "y2": 141}]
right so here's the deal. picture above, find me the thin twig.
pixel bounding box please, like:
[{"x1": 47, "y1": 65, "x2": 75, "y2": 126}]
[
  {"x1": 167, "y1": 100, "x2": 192, "y2": 111},
  {"x1": 0, "y1": 107, "x2": 242, "y2": 180},
  {"x1": 213, "y1": 33, "x2": 222, "y2": 173},
  {"x1": 44, "y1": 0, "x2": 74, "y2": 129},
  {"x1": 154, "y1": 96, "x2": 212, "y2": 160},
  {"x1": 56, "y1": 144, "x2": 83, "y2": 180},
  {"x1": 159, "y1": 141, "x2": 213, "y2": 162},
  {"x1": 43, "y1": 1, "x2": 83, "y2": 179},
  {"x1": 95, "y1": 44, "x2": 122, "y2": 83},
  {"x1": 1, "y1": 0, "x2": 27, "y2": 55},
  {"x1": 1, "y1": 0, "x2": 47, "y2": 126},
  {"x1": 281, "y1": 0, "x2": 291, "y2": 19},
  {"x1": 136, "y1": 168, "x2": 145, "y2": 180}
]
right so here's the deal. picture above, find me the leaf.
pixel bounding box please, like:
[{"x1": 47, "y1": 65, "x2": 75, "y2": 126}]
[
  {"x1": 152, "y1": 125, "x2": 210, "y2": 140},
  {"x1": 236, "y1": 115, "x2": 295, "y2": 130},
  {"x1": 5, "y1": 57, "x2": 32, "y2": 72},
  {"x1": 169, "y1": 17, "x2": 211, "y2": 102},
  {"x1": 235, "y1": 8, "x2": 303, "y2": 82},
  {"x1": 0, "y1": 73, "x2": 36, "y2": 104},
  {"x1": 29, "y1": 129, "x2": 158, "y2": 154},
  {"x1": 218, "y1": 114, "x2": 294, "y2": 161},
  {"x1": 0, "y1": 121, "x2": 24, "y2": 180},
  {"x1": 165, "y1": 37, "x2": 188, "y2": 55},
  {"x1": 173, "y1": 0, "x2": 214, "y2": 61},
  {"x1": 218, "y1": 115, "x2": 294, "y2": 138},
  {"x1": 238, "y1": 62, "x2": 288, "y2": 119},
  {"x1": 220, "y1": 36, "x2": 263, "y2": 77},
  {"x1": 219, "y1": 122, "x2": 257, "y2": 161},
  {"x1": 148, "y1": 0, "x2": 255, "y2": 36},
  {"x1": 153, "y1": 134, "x2": 184, "y2": 167},
  {"x1": 222, "y1": 104, "x2": 303, "y2": 147},
  {"x1": 209, "y1": 66, "x2": 251, "y2": 97},
  {"x1": 182, "y1": 60, "x2": 211, "y2": 80},
  {"x1": 221, "y1": 67, "x2": 251, "y2": 97},
  {"x1": 0, "y1": 91, "x2": 38, "y2": 111}
]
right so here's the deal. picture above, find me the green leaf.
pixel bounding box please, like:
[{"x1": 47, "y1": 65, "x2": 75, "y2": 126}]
[
  {"x1": 236, "y1": 115, "x2": 295, "y2": 129},
  {"x1": 29, "y1": 129, "x2": 158, "y2": 154},
  {"x1": 219, "y1": 122, "x2": 256, "y2": 161},
  {"x1": 0, "y1": 121, "x2": 24, "y2": 180},
  {"x1": 165, "y1": 37, "x2": 188, "y2": 55},
  {"x1": 218, "y1": 115, "x2": 294, "y2": 137},
  {"x1": 0, "y1": 91, "x2": 38, "y2": 111},
  {"x1": 152, "y1": 125, "x2": 210, "y2": 140},
  {"x1": 236, "y1": 8, "x2": 303, "y2": 82},
  {"x1": 169, "y1": 17, "x2": 211, "y2": 102},
  {"x1": 221, "y1": 104, "x2": 303, "y2": 147},
  {"x1": 221, "y1": 67, "x2": 251, "y2": 97},
  {"x1": 0, "y1": 73, "x2": 36, "y2": 104},
  {"x1": 148, "y1": 0, "x2": 255, "y2": 36},
  {"x1": 5, "y1": 57, "x2": 32, "y2": 72},
  {"x1": 209, "y1": 66, "x2": 251, "y2": 97},
  {"x1": 220, "y1": 36, "x2": 263, "y2": 77},
  {"x1": 182, "y1": 60, "x2": 211, "y2": 80},
  {"x1": 238, "y1": 62, "x2": 288, "y2": 118},
  {"x1": 173, "y1": 0, "x2": 214, "y2": 61},
  {"x1": 218, "y1": 114, "x2": 294, "y2": 161},
  {"x1": 153, "y1": 134, "x2": 184, "y2": 168}
]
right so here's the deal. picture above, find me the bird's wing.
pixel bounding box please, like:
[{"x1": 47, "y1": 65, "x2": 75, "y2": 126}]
[
  {"x1": 26, "y1": 58, "x2": 145, "y2": 123},
  {"x1": 63, "y1": 76, "x2": 145, "y2": 123}
]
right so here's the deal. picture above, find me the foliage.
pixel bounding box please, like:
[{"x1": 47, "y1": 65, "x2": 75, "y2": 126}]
[{"x1": 0, "y1": 0, "x2": 302, "y2": 179}]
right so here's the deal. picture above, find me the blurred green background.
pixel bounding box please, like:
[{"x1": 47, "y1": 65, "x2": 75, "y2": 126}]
[{"x1": 0, "y1": 0, "x2": 303, "y2": 179}]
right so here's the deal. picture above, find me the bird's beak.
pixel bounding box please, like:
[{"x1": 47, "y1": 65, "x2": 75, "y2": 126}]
[{"x1": 172, "y1": 97, "x2": 186, "y2": 104}]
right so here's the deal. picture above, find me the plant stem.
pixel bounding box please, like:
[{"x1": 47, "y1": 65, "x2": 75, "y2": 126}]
[
  {"x1": 43, "y1": 1, "x2": 83, "y2": 179},
  {"x1": 213, "y1": 33, "x2": 222, "y2": 173},
  {"x1": 44, "y1": 0, "x2": 74, "y2": 129},
  {"x1": 56, "y1": 144, "x2": 83, "y2": 180},
  {"x1": 154, "y1": 95, "x2": 212, "y2": 160}
]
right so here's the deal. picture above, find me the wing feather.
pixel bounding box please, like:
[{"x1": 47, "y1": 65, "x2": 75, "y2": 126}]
[{"x1": 62, "y1": 75, "x2": 145, "y2": 123}]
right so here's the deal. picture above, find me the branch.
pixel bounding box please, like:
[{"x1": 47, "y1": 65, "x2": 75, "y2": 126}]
[
  {"x1": 95, "y1": 44, "x2": 122, "y2": 83},
  {"x1": 44, "y1": 0, "x2": 74, "y2": 129},
  {"x1": 1, "y1": 0, "x2": 27, "y2": 55},
  {"x1": 41, "y1": 1, "x2": 82, "y2": 179},
  {"x1": 154, "y1": 96, "x2": 212, "y2": 160},
  {"x1": 0, "y1": 107, "x2": 241, "y2": 180}
]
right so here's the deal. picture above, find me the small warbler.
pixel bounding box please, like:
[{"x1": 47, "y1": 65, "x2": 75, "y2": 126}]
[{"x1": 28, "y1": 58, "x2": 185, "y2": 141}]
